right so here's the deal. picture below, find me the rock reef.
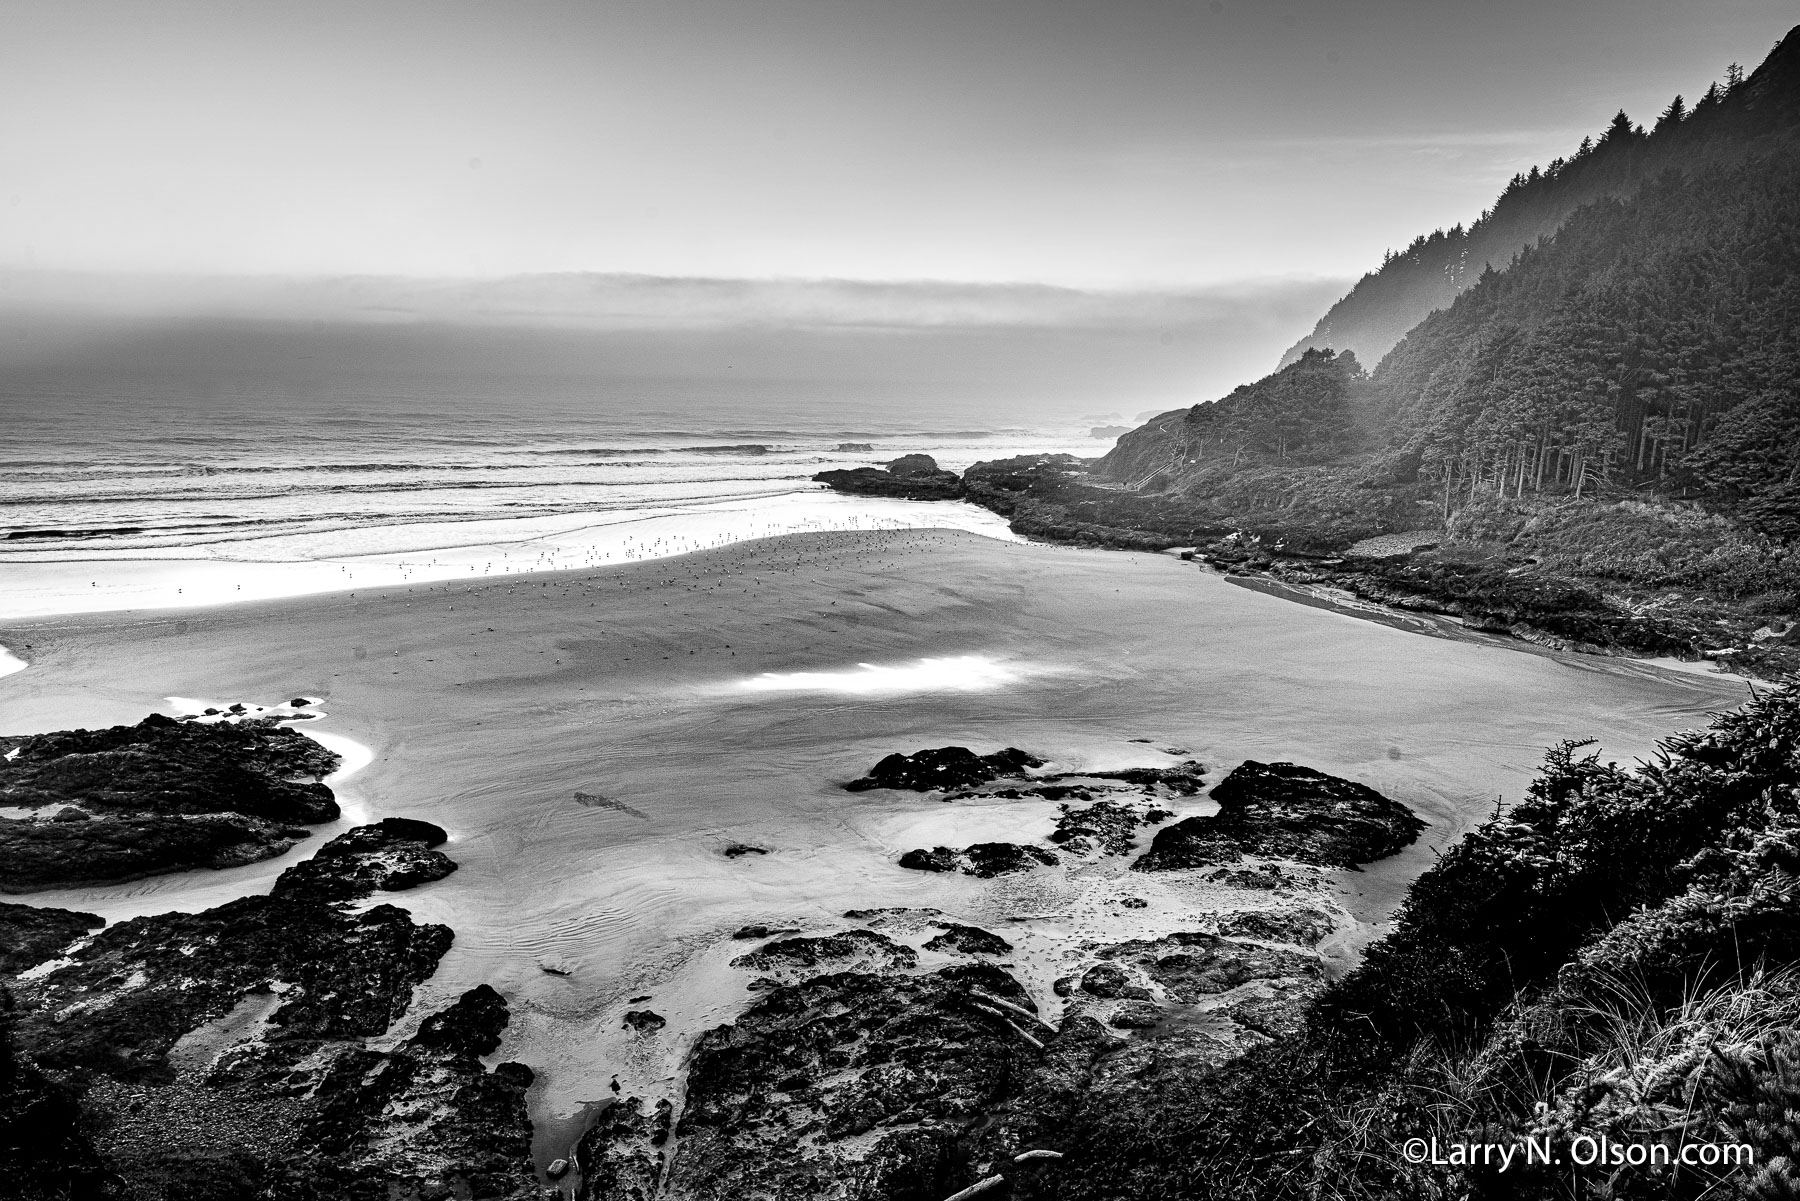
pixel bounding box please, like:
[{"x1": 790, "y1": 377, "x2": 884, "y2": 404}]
[
  {"x1": 0, "y1": 714, "x2": 342, "y2": 892},
  {"x1": 812, "y1": 453, "x2": 965, "y2": 501},
  {"x1": 899, "y1": 841, "x2": 1059, "y2": 877},
  {"x1": 845, "y1": 744, "x2": 1044, "y2": 792},
  {"x1": 1134, "y1": 760, "x2": 1425, "y2": 871},
  {"x1": 3, "y1": 814, "x2": 537, "y2": 1200}
]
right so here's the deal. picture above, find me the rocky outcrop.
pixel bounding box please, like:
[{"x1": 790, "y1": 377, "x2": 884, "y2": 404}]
[
  {"x1": 923, "y1": 923, "x2": 1014, "y2": 956},
  {"x1": 0, "y1": 901, "x2": 103, "y2": 974},
  {"x1": 1098, "y1": 932, "x2": 1322, "y2": 1001},
  {"x1": 899, "y1": 842, "x2": 1059, "y2": 877},
  {"x1": 10, "y1": 822, "x2": 457, "y2": 1079},
  {"x1": 1134, "y1": 761, "x2": 1425, "y2": 871},
  {"x1": 0, "y1": 812, "x2": 316, "y2": 893},
  {"x1": 0, "y1": 713, "x2": 339, "y2": 818},
  {"x1": 731, "y1": 930, "x2": 918, "y2": 983},
  {"x1": 1049, "y1": 800, "x2": 1148, "y2": 857},
  {"x1": 662, "y1": 963, "x2": 1061, "y2": 1199},
  {"x1": 0, "y1": 1000, "x2": 111, "y2": 1201},
  {"x1": 3, "y1": 820, "x2": 536, "y2": 1200},
  {"x1": 575, "y1": 1096, "x2": 671, "y2": 1201},
  {"x1": 92, "y1": 983, "x2": 537, "y2": 1201},
  {"x1": 846, "y1": 745, "x2": 1044, "y2": 792},
  {"x1": 1218, "y1": 906, "x2": 1338, "y2": 946},
  {"x1": 0, "y1": 714, "x2": 343, "y2": 892},
  {"x1": 1078, "y1": 760, "x2": 1208, "y2": 795},
  {"x1": 622, "y1": 1009, "x2": 666, "y2": 1033},
  {"x1": 813, "y1": 454, "x2": 964, "y2": 501},
  {"x1": 266, "y1": 816, "x2": 454, "y2": 902}
]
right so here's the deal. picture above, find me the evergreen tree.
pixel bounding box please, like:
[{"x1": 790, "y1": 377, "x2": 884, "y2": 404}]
[{"x1": 1656, "y1": 94, "x2": 1687, "y2": 132}]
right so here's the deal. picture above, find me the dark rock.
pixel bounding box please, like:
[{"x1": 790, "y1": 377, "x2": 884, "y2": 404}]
[
  {"x1": 833, "y1": 442, "x2": 873, "y2": 452},
  {"x1": 411, "y1": 982, "x2": 511, "y2": 1056},
  {"x1": 0, "y1": 813, "x2": 314, "y2": 894},
  {"x1": 0, "y1": 1011, "x2": 110, "y2": 1201},
  {"x1": 1081, "y1": 760, "x2": 1207, "y2": 795},
  {"x1": 721, "y1": 843, "x2": 768, "y2": 858},
  {"x1": 1109, "y1": 1000, "x2": 1164, "y2": 1029},
  {"x1": 730, "y1": 930, "x2": 917, "y2": 979},
  {"x1": 845, "y1": 745, "x2": 1043, "y2": 792},
  {"x1": 0, "y1": 714, "x2": 339, "y2": 820},
  {"x1": 1118, "y1": 896, "x2": 1148, "y2": 909},
  {"x1": 1132, "y1": 761, "x2": 1424, "y2": 871},
  {"x1": 1049, "y1": 800, "x2": 1143, "y2": 856},
  {"x1": 663, "y1": 964, "x2": 1056, "y2": 1198},
  {"x1": 812, "y1": 459, "x2": 963, "y2": 501},
  {"x1": 623, "y1": 1009, "x2": 667, "y2": 1033},
  {"x1": 1216, "y1": 907, "x2": 1337, "y2": 946},
  {"x1": 574, "y1": 1096, "x2": 670, "y2": 1201},
  {"x1": 4, "y1": 824, "x2": 538, "y2": 1200},
  {"x1": 886, "y1": 453, "x2": 941, "y2": 476},
  {"x1": 9, "y1": 824, "x2": 456, "y2": 1080},
  {"x1": 1127, "y1": 817, "x2": 1242, "y2": 872},
  {"x1": 290, "y1": 698, "x2": 310, "y2": 707},
  {"x1": 1079, "y1": 962, "x2": 1138, "y2": 998},
  {"x1": 267, "y1": 817, "x2": 454, "y2": 904},
  {"x1": 899, "y1": 842, "x2": 1058, "y2": 877},
  {"x1": 0, "y1": 901, "x2": 104, "y2": 974},
  {"x1": 1204, "y1": 864, "x2": 1313, "y2": 890},
  {"x1": 898, "y1": 846, "x2": 960, "y2": 873},
  {"x1": 1098, "y1": 931, "x2": 1322, "y2": 1001},
  {"x1": 0, "y1": 715, "x2": 344, "y2": 892},
  {"x1": 190, "y1": 985, "x2": 536, "y2": 1199},
  {"x1": 966, "y1": 841, "x2": 1060, "y2": 878},
  {"x1": 731, "y1": 923, "x2": 801, "y2": 940},
  {"x1": 922, "y1": 923, "x2": 1014, "y2": 956}
]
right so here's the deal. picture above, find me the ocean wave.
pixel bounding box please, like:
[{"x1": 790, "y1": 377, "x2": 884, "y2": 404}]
[
  {"x1": 0, "y1": 469, "x2": 827, "y2": 510},
  {"x1": 5, "y1": 526, "x2": 147, "y2": 541},
  {"x1": 525, "y1": 447, "x2": 670, "y2": 457},
  {"x1": 0, "y1": 484, "x2": 817, "y2": 556}
]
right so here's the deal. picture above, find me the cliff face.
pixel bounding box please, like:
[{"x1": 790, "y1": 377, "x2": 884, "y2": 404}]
[{"x1": 1280, "y1": 23, "x2": 1800, "y2": 370}]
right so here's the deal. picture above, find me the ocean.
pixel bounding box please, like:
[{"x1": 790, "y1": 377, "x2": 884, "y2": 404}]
[{"x1": 0, "y1": 318, "x2": 1181, "y2": 563}]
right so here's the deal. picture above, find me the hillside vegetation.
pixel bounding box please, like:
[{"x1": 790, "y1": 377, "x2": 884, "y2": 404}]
[
  {"x1": 1281, "y1": 25, "x2": 1800, "y2": 368},
  {"x1": 1018, "y1": 685, "x2": 1800, "y2": 1200}
]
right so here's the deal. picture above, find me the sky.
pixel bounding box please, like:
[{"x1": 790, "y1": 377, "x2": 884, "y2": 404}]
[{"x1": 1, "y1": 0, "x2": 1794, "y2": 291}]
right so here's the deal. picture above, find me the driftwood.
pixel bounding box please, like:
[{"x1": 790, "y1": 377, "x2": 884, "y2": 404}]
[{"x1": 938, "y1": 1151, "x2": 1065, "y2": 1200}]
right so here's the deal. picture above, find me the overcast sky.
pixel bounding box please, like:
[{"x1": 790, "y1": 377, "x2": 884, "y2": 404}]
[{"x1": 2, "y1": 1, "x2": 1792, "y2": 289}]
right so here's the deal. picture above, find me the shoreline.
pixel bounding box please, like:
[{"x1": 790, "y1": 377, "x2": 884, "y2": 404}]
[
  {"x1": 0, "y1": 489, "x2": 1019, "y2": 621},
  {"x1": 1219, "y1": 570, "x2": 1767, "y2": 690}
]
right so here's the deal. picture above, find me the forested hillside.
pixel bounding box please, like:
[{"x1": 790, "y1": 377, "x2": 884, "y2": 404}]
[
  {"x1": 1279, "y1": 24, "x2": 1800, "y2": 369},
  {"x1": 1102, "y1": 24, "x2": 1800, "y2": 539}
]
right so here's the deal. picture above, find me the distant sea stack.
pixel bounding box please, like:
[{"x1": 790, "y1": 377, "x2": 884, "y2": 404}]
[{"x1": 813, "y1": 453, "x2": 964, "y2": 500}]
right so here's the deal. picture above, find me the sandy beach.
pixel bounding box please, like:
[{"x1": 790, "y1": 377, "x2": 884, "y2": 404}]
[{"x1": 0, "y1": 526, "x2": 1747, "y2": 1164}]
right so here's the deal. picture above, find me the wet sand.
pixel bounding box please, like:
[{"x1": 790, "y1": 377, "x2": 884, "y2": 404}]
[{"x1": 0, "y1": 527, "x2": 1748, "y2": 1157}]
